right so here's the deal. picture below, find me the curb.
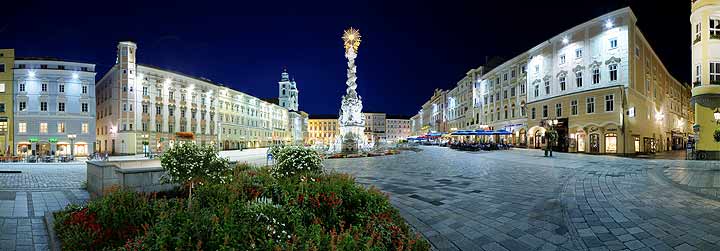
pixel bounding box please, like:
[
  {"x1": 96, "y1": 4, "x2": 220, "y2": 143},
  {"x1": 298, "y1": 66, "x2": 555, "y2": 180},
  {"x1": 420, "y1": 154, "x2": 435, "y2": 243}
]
[{"x1": 44, "y1": 212, "x2": 62, "y2": 251}]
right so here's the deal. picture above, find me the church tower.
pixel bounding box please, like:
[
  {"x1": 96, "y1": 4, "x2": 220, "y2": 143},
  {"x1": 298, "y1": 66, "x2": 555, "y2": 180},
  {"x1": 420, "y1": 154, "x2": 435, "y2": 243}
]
[
  {"x1": 278, "y1": 67, "x2": 299, "y2": 111},
  {"x1": 691, "y1": 0, "x2": 720, "y2": 159}
]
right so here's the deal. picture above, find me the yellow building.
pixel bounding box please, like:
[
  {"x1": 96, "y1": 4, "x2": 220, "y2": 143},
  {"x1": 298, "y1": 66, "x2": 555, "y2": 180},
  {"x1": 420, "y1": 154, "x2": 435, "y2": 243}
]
[
  {"x1": 691, "y1": 0, "x2": 720, "y2": 159},
  {"x1": 0, "y1": 49, "x2": 14, "y2": 155},
  {"x1": 307, "y1": 115, "x2": 339, "y2": 146}
]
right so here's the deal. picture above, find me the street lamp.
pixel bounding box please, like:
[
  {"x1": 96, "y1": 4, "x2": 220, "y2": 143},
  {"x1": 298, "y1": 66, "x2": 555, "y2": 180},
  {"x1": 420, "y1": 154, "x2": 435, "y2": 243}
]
[
  {"x1": 142, "y1": 134, "x2": 149, "y2": 157},
  {"x1": 544, "y1": 119, "x2": 559, "y2": 157},
  {"x1": 67, "y1": 134, "x2": 76, "y2": 156}
]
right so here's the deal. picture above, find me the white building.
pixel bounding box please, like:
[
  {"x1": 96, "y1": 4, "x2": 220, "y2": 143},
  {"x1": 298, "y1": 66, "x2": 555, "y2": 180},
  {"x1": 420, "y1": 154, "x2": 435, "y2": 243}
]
[
  {"x1": 13, "y1": 58, "x2": 96, "y2": 156},
  {"x1": 96, "y1": 41, "x2": 305, "y2": 155}
]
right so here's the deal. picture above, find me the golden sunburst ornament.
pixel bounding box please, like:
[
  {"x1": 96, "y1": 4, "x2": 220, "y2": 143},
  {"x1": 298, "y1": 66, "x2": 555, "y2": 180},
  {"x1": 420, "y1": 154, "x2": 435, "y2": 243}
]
[{"x1": 342, "y1": 27, "x2": 362, "y2": 52}]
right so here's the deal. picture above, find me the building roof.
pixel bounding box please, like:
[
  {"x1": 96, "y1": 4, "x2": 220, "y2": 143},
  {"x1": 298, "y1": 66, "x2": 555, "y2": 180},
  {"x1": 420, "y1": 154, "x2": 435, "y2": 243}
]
[
  {"x1": 309, "y1": 114, "x2": 338, "y2": 119},
  {"x1": 15, "y1": 57, "x2": 95, "y2": 66},
  {"x1": 386, "y1": 114, "x2": 412, "y2": 120},
  {"x1": 262, "y1": 97, "x2": 279, "y2": 105}
]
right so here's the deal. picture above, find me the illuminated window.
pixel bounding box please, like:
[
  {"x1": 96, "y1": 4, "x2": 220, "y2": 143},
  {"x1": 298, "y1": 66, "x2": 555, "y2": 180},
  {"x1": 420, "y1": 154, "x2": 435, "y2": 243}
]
[
  {"x1": 58, "y1": 122, "x2": 65, "y2": 133},
  {"x1": 82, "y1": 123, "x2": 89, "y2": 134},
  {"x1": 40, "y1": 123, "x2": 48, "y2": 133},
  {"x1": 18, "y1": 122, "x2": 26, "y2": 133}
]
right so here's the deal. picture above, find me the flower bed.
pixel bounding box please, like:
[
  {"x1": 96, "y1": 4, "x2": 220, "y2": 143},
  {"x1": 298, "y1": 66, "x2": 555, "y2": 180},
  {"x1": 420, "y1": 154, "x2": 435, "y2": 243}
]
[{"x1": 54, "y1": 146, "x2": 429, "y2": 250}]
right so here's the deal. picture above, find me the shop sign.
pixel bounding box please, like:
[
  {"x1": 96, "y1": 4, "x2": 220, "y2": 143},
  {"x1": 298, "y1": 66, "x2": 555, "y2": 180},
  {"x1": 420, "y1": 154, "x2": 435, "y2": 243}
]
[
  {"x1": 589, "y1": 127, "x2": 599, "y2": 133},
  {"x1": 606, "y1": 128, "x2": 618, "y2": 132},
  {"x1": 28, "y1": 137, "x2": 38, "y2": 143},
  {"x1": 48, "y1": 138, "x2": 58, "y2": 143}
]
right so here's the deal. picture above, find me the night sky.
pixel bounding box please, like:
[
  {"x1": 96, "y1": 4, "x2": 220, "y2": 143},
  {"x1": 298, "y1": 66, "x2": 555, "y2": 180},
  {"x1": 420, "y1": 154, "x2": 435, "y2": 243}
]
[{"x1": 1, "y1": 0, "x2": 688, "y2": 117}]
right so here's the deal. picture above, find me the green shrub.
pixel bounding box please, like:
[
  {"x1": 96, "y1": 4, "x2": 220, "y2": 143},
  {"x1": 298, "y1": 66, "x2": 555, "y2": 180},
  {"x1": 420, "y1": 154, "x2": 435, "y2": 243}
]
[
  {"x1": 54, "y1": 189, "x2": 156, "y2": 251},
  {"x1": 272, "y1": 145, "x2": 323, "y2": 177},
  {"x1": 55, "y1": 163, "x2": 430, "y2": 251}
]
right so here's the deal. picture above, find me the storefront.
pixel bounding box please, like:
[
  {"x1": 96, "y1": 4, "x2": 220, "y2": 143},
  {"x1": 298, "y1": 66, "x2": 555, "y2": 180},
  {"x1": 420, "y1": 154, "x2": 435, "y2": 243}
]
[{"x1": 604, "y1": 133, "x2": 618, "y2": 153}]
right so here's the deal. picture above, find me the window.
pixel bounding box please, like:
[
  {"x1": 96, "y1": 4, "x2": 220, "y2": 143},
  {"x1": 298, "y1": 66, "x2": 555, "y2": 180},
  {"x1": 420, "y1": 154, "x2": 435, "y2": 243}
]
[
  {"x1": 593, "y1": 68, "x2": 600, "y2": 84},
  {"x1": 82, "y1": 123, "x2": 89, "y2": 134},
  {"x1": 609, "y1": 64, "x2": 618, "y2": 82},
  {"x1": 142, "y1": 86, "x2": 148, "y2": 96},
  {"x1": 142, "y1": 104, "x2": 148, "y2": 114},
  {"x1": 521, "y1": 84, "x2": 526, "y2": 94},
  {"x1": 169, "y1": 106, "x2": 175, "y2": 117},
  {"x1": 503, "y1": 90, "x2": 507, "y2": 99},
  {"x1": 58, "y1": 122, "x2": 65, "y2": 133},
  {"x1": 511, "y1": 87, "x2": 516, "y2": 97},
  {"x1": 81, "y1": 67, "x2": 88, "y2": 71},
  {"x1": 58, "y1": 65, "x2": 65, "y2": 70},
  {"x1": 560, "y1": 54, "x2": 566, "y2": 65},
  {"x1": 576, "y1": 71, "x2": 583, "y2": 87},
  {"x1": 82, "y1": 85, "x2": 88, "y2": 94},
  {"x1": 122, "y1": 103, "x2": 127, "y2": 111},
  {"x1": 696, "y1": 23, "x2": 702, "y2": 42},
  {"x1": 586, "y1": 97, "x2": 595, "y2": 114},
  {"x1": 696, "y1": 65, "x2": 702, "y2": 83},
  {"x1": 0, "y1": 64, "x2": 4, "y2": 72},
  {"x1": 156, "y1": 123, "x2": 161, "y2": 132},
  {"x1": 58, "y1": 102, "x2": 65, "y2": 112},
  {"x1": 40, "y1": 64, "x2": 48, "y2": 69},
  {"x1": 40, "y1": 123, "x2": 48, "y2": 133},
  {"x1": 544, "y1": 80, "x2": 550, "y2": 95},
  {"x1": 635, "y1": 46, "x2": 640, "y2": 57},
  {"x1": 142, "y1": 123, "x2": 148, "y2": 132},
  {"x1": 555, "y1": 103, "x2": 562, "y2": 117},
  {"x1": 0, "y1": 103, "x2": 4, "y2": 113},
  {"x1": 710, "y1": 62, "x2": 720, "y2": 82},
  {"x1": 511, "y1": 70, "x2": 516, "y2": 78},
  {"x1": 18, "y1": 122, "x2": 26, "y2": 133},
  {"x1": 571, "y1": 100, "x2": 578, "y2": 115},
  {"x1": 169, "y1": 124, "x2": 174, "y2": 133},
  {"x1": 59, "y1": 84, "x2": 65, "y2": 93},
  {"x1": 610, "y1": 38, "x2": 618, "y2": 49},
  {"x1": 41, "y1": 83, "x2": 48, "y2": 92},
  {"x1": 575, "y1": 49, "x2": 583, "y2": 58},
  {"x1": 542, "y1": 105, "x2": 548, "y2": 118},
  {"x1": 531, "y1": 107, "x2": 536, "y2": 119},
  {"x1": 40, "y1": 102, "x2": 47, "y2": 111},
  {"x1": 82, "y1": 103, "x2": 88, "y2": 112},
  {"x1": 605, "y1": 95, "x2": 614, "y2": 112},
  {"x1": 157, "y1": 88, "x2": 162, "y2": 97},
  {"x1": 559, "y1": 76, "x2": 566, "y2": 91},
  {"x1": 711, "y1": 18, "x2": 720, "y2": 37},
  {"x1": 18, "y1": 102, "x2": 26, "y2": 111},
  {"x1": 503, "y1": 73, "x2": 508, "y2": 81},
  {"x1": 19, "y1": 83, "x2": 25, "y2": 92},
  {"x1": 156, "y1": 105, "x2": 162, "y2": 115},
  {"x1": 534, "y1": 84, "x2": 539, "y2": 97}
]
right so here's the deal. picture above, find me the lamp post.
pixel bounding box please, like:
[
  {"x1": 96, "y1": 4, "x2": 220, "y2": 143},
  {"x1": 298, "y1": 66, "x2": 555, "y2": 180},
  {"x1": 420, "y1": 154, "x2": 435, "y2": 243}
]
[
  {"x1": 142, "y1": 134, "x2": 149, "y2": 157},
  {"x1": 67, "y1": 134, "x2": 76, "y2": 156},
  {"x1": 544, "y1": 119, "x2": 559, "y2": 157}
]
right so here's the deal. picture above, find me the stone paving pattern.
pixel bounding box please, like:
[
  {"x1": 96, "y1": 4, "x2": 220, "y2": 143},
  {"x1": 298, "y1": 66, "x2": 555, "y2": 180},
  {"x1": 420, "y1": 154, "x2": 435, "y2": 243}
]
[
  {"x1": 325, "y1": 147, "x2": 720, "y2": 251},
  {"x1": 0, "y1": 164, "x2": 88, "y2": 251}
]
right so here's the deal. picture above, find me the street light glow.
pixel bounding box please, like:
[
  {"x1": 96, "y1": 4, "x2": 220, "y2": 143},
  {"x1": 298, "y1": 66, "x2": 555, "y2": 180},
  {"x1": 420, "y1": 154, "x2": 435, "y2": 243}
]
[
  {"x1": 28, "y1": 71, "x2": 36, "y2": 78},
  {"x1": 605, "y1": 19, "x2": 614, "y2": 29},
  {"x1": 562, "y1": 37, "x2": 569, "y2": 44},
  {"x1": 72, "y1": 73, "x2": 79, "y2": 79}
]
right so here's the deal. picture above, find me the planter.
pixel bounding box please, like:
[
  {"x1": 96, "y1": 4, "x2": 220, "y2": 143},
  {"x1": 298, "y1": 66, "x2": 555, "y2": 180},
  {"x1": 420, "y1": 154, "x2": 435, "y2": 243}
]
[{"x1": 45, "y1": 212, "x2": 61, "y2": 251}]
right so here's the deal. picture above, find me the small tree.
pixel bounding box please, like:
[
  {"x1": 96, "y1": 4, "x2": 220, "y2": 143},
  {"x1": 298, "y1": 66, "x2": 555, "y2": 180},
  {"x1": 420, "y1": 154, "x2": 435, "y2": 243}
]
[
  {"x1": 272, "y1": 145, "x2": 323, "y2": 177},
  {"x1": 160, "y1": 142, "x2": 231, "y2": 208}
]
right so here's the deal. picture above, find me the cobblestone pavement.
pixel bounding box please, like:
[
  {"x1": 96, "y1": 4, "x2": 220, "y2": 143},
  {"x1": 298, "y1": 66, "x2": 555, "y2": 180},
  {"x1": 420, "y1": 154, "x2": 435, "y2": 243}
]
[
  {"x1": 324, "y1": 146, "x2": 720, "y2": 251},
  {"x1": 0, "y1": 163, "x2": 88, "y2": 251}
]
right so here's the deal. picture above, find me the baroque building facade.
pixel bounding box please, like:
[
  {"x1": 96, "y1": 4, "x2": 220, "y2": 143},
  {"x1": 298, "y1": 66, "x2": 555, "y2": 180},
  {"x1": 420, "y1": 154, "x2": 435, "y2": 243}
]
[
  {"x1": 96, "y1": 41, "x2": 307, "y2": 155},
  {"x1": 410, "y1": 7, "x2": 693, "y2": 155},
  {"x1": 307, "y1": 113, "x2": 410, "y2": 146},
  {"x1": 691, "y1": 0, "x2": 720, "y2": 159},
  {"x1": 13, "y1": 58, "x2": 96, "y2": 156},
  {"x1": 0, "y1": 49, "x2": 13, "y2": 155}
]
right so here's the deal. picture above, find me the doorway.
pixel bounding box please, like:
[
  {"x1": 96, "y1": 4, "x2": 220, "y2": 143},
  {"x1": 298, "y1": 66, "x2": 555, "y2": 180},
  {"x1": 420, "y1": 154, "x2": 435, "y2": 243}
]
[
  {"x1": 589, "y1": 134, "x2": 600, "y2": 153},
  {"x1": 604, "y1": 133, "x2": 617, "y2": 153}
]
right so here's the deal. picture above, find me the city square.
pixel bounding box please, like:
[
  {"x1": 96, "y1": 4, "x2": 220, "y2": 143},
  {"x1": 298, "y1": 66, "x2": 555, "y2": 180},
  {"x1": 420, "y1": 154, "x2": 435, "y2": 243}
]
[{"x1": 2, "y1": 0, "x2": 720, "y2": 250}]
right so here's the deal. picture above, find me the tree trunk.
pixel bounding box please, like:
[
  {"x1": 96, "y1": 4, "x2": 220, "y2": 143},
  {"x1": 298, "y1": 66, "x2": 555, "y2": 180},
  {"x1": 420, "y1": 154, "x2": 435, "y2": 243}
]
[{"x1": 188, "y1": 182, "x2": 194, "y2": 209}]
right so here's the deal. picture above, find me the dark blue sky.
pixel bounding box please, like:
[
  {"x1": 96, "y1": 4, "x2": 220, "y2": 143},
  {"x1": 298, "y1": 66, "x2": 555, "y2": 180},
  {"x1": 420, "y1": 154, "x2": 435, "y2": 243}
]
[{"x1": 1, "y1": 0, "x2": 688, "y2": 116}]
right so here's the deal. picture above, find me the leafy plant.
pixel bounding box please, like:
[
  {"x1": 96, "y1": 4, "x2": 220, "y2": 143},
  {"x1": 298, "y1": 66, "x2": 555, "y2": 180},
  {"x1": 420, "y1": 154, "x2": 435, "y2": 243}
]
[
  {"x1": 714, "y1": 128, "x2": 720, "y2": 143},
  {"x1": 160, "y1": 142, "x2": 232, "y2": 208}
]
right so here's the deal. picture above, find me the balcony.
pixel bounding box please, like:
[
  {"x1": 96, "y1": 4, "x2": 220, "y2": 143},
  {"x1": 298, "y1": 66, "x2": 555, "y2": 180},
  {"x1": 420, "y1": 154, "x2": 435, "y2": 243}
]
[{"x1": 694, "y1": 36, "x2": 702, "y2": 44}]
